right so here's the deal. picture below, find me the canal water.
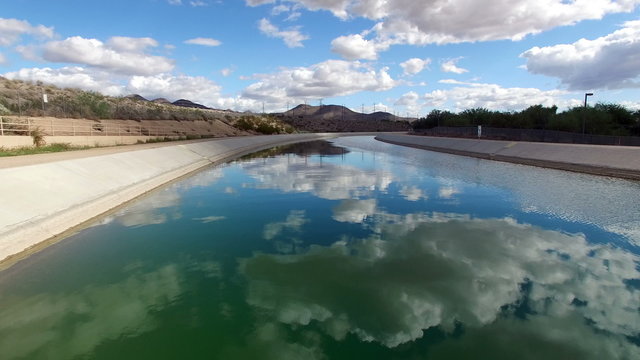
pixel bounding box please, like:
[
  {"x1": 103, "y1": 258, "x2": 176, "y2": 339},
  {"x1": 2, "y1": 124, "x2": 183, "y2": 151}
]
[{"x1": 0, "y1": 136, "x2": 638, "y2": 359}]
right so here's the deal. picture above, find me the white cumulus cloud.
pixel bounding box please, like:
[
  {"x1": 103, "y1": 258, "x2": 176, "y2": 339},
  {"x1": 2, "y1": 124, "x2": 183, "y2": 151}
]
[
  {"x1": 258, "y1": 18, "x2": 308, "y2": 48},
  {"x1": 394, "y1": 91, "x2": 421, "y2": 113},
  {"x1": 184, "y1": 37, "x2": 222, "y2": 47},
  {"x1": 0, "y1": 18, "x2": 54, "y2": 47},
  {"x1": 271, "y1": 4, "x2": 291, "y2": 15},
  {"x1": 441, "y1": 57, "x2": 468, "y2": 74},
  {"x1": 242, "y1": 59, "x2": 397, "y2": 104},
  {"x1": 254, "y1": 0, "x2": 640, "y2": 59},
  {"x1": 400, "y1": 58, "x2": 431, "y2": 76},
  {"x1": 42, "y1": 36, "x2": 174, "y2": 76},
  {"x1": 422, "y1": 81, "x2": 575, "y2": 111},
  {"x1": 331, "y1": 33, "x2": 389, "y2": 60},
  {"x1": 521, "y1": 20, "x2": 640, "y2": 90},
  {"x1": 107, "y1": 36, "x2": 159, "y2": 53}
]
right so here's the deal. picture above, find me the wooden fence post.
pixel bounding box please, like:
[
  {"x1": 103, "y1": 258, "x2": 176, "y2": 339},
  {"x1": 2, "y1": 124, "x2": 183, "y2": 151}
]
[
  {"x1": 51, "y1": 118, "x2": 54, "y2": 136},
  {"x1": 0, "y1": 118, "x2": 3, "y2": 136}
]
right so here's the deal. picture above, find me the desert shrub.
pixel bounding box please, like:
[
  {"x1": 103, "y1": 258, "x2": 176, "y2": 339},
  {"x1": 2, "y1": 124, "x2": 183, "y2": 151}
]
[
  {"x1": 256, "y1": 122, "x2": 278, "y2": 134},
  {"x1": 235, "y1": 117, "x2": 255, "y2": 131},
  {"x1": 30, "y1": 127, "x2": 46, "y2": 147},
  {"x1": 0, "y1": 103, "x2": 10, "y2": 116}
]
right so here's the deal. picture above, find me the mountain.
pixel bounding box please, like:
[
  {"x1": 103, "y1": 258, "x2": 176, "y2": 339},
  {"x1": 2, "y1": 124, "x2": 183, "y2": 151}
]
[
  {"x1": 172, "y1": 99, "x2": 210, "y2": 109},
  {"x1": 124, "y1": 94, "x2": 148, "y2": 102},
  {"x1": 277, "y1": 104, "x2": 412, "y2": 132},
  {"x1": 123, "y1": 95, "x2": 211, "y2": 110},
  {"x1": 152, "y1": 98, "x2": 172, "y2": 105}
]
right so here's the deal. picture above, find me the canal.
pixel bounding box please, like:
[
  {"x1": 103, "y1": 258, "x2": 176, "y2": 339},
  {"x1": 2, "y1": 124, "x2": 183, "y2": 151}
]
[{"x1": 0, "y1": 136, "x2": 638, "y2": 359}]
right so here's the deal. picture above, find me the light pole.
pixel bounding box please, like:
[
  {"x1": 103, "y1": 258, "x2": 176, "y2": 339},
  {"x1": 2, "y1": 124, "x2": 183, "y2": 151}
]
[
  {"x1": 582, "y1": 92, "x2": 593, "y2": 134},
  {"x1": 584, "y1": 92, "x2": 593, "y2": 108}
]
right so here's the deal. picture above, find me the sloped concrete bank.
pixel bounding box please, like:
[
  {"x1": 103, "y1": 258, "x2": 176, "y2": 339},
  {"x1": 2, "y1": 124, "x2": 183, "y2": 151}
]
[
  {"x1": 0, "y1": 134, "x2": 336, "y2": 266},
  {"x1": 376, "y1": 134, "x2": 640, "y2": 181}
]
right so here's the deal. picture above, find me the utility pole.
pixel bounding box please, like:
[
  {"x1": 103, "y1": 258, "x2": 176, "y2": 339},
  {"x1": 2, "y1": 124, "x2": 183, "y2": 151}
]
[
  {"x1": 582, "y1": 92, "x2": 594, "y2": 134},
  {"x1": 17, "y1": 89, "x2": 22, "y2": 117}
]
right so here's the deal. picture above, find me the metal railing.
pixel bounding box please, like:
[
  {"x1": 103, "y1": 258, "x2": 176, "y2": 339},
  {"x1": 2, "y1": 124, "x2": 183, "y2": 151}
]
[{"x1": 0, "y1": 118, "x2": 186, "y2": 137}]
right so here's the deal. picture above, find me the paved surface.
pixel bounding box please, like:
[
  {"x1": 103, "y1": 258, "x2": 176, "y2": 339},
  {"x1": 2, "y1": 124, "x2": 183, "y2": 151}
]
[
  {"x1": 376, "y1": 134, "x2": 640, "y2": 180},
  {"x1": 0, "y1": 134, "x2": 337, "y2": 266}
]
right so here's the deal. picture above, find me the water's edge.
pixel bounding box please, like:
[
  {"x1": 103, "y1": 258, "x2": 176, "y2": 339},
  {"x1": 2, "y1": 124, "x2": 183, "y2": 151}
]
[
  {"x1": 376, "y1": 134, "x2": 640, "y2": 180},
  {"x1": 5, "y1": 132, "x2": 638, "y2": 268},
  {"x1": 0, "y1": 134, "x2": 340, "y2": 267}
]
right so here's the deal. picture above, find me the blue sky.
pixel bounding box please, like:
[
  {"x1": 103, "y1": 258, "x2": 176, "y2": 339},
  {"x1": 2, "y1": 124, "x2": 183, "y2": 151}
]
[{"x1": 1, "y1": 0, "x2": 639, "y2": 115}]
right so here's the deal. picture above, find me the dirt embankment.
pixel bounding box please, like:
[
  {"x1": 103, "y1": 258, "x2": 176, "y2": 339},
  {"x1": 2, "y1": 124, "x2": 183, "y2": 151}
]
[{"x1": 1, "y1": 116, "x2": 250, "y2": 138}]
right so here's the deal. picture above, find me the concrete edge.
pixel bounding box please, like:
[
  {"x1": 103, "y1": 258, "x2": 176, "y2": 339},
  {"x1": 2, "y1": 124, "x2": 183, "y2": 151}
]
[
  {"x1": 0, "y1": 133, "x2": 338, "y2": 269},
  {"x1": 375, "y1": 135, "x2": 640, "y2": 181}
]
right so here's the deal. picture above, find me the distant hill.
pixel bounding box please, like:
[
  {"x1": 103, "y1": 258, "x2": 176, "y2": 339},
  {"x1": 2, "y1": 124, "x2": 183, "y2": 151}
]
[
  {"x1": 0, "y1": 76, "x2": 410, "y2": 134},
  {"x1": 124, "y1": 94, "x2": 148, "y2": 102},
  {"x1": 152, "y1": 98, "x2": 172, "y2": 105},
  {"x1": 172, "y1": 99, "x2": 210, "y2": 109},
  {"x1": 277, "y1": 104, "x2": 412, "y2": 132},
  {"x1": 123, "y1": 95, "x2": 211, "y2": 110}
]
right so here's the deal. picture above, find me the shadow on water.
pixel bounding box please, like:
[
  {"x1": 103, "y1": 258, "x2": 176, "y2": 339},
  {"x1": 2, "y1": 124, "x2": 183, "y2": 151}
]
[{"x1": 238, "y1": 140, "x2": 350, "y2": 160}]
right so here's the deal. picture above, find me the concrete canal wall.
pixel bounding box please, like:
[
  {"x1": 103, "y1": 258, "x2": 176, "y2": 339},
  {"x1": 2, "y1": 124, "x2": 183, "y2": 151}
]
[
  {"x1": 0, "y1": 134, "x2": 336, "y2": 266},
  {"x1": 376, "y1": 134, "x2": 640, "y2": 181},
  {"x1": 3, "y1": 132, "x2": 639, "y2": 267}
]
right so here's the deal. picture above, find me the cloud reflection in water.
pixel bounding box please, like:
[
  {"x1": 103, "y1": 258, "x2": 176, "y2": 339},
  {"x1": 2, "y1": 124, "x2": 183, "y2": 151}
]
[
  {"x1": 240, "y1": 156, "x2": 393, "y2": 200},
  {"x1": 98, "y1": 168, "x2": 225, "y2": 228},
  {"x1": 241, "y1": 215, "x2": 639, "y2": 358},
  {"x1": 0, "y1": 265, "x2": 184, "y2": 359}
]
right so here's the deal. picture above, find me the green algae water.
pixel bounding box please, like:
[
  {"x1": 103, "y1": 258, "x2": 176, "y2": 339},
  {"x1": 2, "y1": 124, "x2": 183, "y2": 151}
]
[{"x1": 0, "y1": 136, "x2": 639, "y2": 359}]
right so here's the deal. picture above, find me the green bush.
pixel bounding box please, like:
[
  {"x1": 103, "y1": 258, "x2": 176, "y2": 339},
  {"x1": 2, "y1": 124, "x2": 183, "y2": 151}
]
[{"x1": 0, "y1": 103, "x2": 10, "y2": 116}]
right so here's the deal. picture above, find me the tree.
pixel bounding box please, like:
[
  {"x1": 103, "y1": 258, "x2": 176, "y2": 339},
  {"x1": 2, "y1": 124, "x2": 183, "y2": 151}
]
[
  {"x1": 412, "y1": 109, "x2": 456, "y2": 129},
  {"x1": 519, "y1": 105, "x2": 557, "y2": 130},
  {"x1": 459, "y1": 108, "x2": 492, "y2": 126}
]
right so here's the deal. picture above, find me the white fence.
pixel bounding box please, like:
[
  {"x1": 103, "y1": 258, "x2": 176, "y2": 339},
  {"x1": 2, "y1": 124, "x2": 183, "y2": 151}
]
[{"x1": 0, "y1": 118, "x2": 184, "y2": 137}]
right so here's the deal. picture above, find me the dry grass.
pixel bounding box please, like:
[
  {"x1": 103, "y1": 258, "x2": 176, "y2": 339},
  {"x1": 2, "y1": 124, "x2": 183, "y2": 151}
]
[
  {"x1": 0, "y1": 77, "x2": 296, "y2": 135},
  {"x1": 0, "y1": 143, "x2": 89, "y2": 157}
]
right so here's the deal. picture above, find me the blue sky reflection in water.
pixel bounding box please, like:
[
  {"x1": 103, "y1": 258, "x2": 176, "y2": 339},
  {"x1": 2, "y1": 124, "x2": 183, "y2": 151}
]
[{"x1": 0, "y1": 136, "x2": 638, "y2": 359}]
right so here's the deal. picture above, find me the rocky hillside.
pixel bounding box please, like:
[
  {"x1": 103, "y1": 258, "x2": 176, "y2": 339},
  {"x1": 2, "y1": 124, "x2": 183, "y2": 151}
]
[
  {"x1": 276, "y1": 104, "x2": 412, "y2": 132},
  {"x1": 0, "y1": 77, "x2": 294, "y2": 135},
  {"x1": 0, "y1": 77, "x2": 412, "y2": 135}
]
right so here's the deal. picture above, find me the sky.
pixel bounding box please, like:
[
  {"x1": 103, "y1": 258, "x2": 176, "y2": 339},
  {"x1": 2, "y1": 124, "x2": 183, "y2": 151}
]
[{"x1": 1, "y1": 0, "x2": 639, "y2": 115}]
